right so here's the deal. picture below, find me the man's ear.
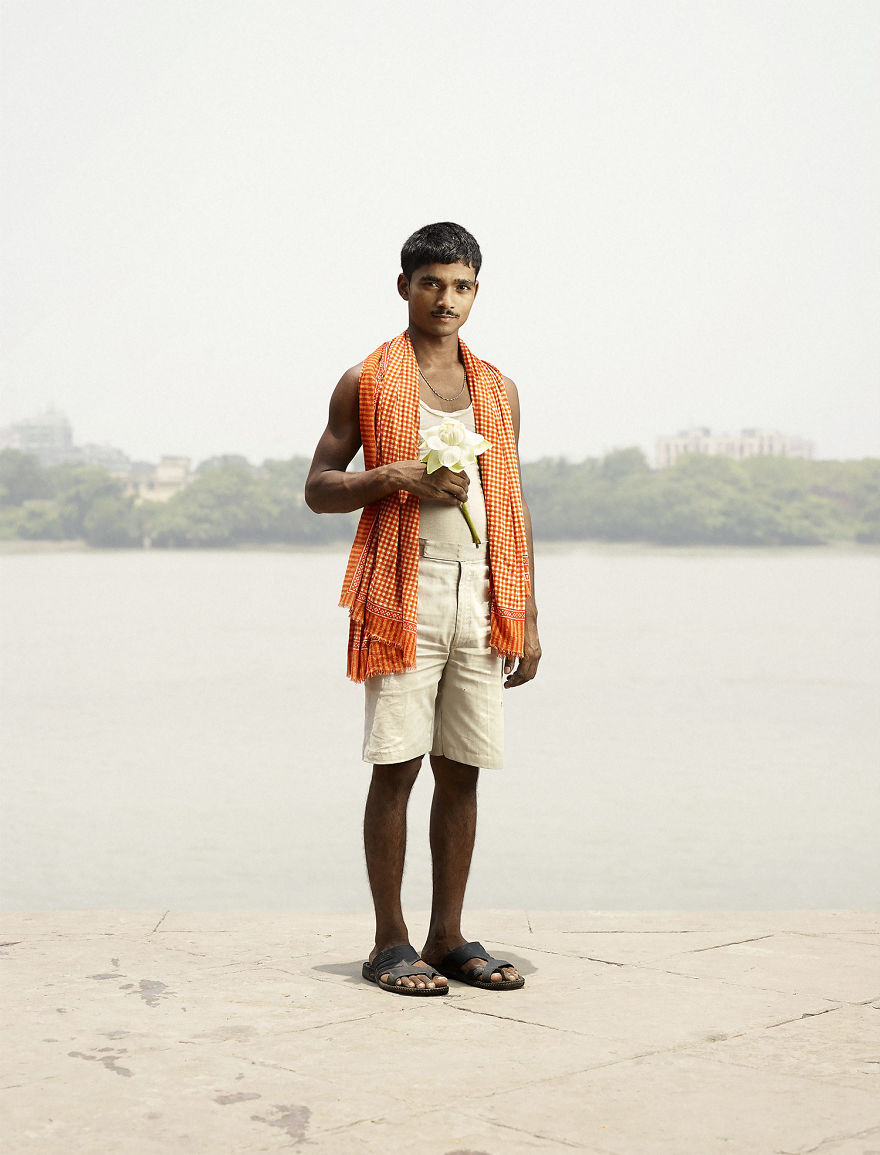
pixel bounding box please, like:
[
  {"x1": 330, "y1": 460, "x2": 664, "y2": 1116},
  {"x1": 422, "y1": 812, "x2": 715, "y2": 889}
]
[
  {"x1": 473, "y1": 279, "x2": 479, "y2": 299},
  {"x1": 397, "y1": 273, "x2": 409, "y2": 300}
]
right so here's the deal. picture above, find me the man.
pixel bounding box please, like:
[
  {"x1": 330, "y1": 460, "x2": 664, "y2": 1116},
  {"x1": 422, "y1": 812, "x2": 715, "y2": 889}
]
[{"x1": 305, "y1": 222, "x2": 541, "y2": 996}]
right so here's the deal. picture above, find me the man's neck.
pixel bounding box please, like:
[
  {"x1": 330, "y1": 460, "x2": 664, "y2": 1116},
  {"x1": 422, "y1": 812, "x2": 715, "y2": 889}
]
[{"x1": 408, "y1": 327, "x2": 462, "y2": 370}]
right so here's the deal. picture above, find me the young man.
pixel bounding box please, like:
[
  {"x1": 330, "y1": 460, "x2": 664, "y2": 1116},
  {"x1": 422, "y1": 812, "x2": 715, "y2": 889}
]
[{"x1": 305, "y1": 222, "x2": 541, "y2": 996}]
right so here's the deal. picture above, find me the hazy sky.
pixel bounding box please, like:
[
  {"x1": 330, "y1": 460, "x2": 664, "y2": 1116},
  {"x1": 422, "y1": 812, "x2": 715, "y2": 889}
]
[{"x1": 2, "y1": 0, "x2": 878, "y2": 466}]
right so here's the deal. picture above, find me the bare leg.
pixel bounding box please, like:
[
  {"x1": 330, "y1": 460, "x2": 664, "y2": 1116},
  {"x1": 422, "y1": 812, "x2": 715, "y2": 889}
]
[
  {"x1": 364, "y1": 757, "x2": 446, "y2": 990},
  {"x1": 421, "y1": 754, "x2": 519, "y2": 983}
]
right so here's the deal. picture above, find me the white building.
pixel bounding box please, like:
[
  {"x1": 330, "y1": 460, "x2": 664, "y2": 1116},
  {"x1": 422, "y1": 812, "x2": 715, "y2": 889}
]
[
  {"x1": 0, "y1": 408, "x2": 131, "y2": 472},
  {"x1": 130, "y1": 456, "x2": 191, "y2": 503},
  {"x1": 0, "y1": 407, "x2": 75, "y2": 466},
  {"x1": 655, "y1": 427, "x2": 816, "y2": 469}
]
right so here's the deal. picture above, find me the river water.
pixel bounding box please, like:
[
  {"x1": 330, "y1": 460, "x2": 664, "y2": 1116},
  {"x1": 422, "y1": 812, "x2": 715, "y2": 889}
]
[{"x1": 2, "y1": 543, "x2": 878, "y2": 910}]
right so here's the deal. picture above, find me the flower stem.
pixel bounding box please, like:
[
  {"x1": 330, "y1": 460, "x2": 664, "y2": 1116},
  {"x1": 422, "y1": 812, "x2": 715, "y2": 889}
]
[{"x1": 459, "y1": 502, "x2": 481, "y2": 545}]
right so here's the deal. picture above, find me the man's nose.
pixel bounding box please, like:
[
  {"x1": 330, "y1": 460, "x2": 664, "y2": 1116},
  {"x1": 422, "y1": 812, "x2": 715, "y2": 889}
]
[{"x1": 436, "y1": 288, "x2": 454, "y2": 311}]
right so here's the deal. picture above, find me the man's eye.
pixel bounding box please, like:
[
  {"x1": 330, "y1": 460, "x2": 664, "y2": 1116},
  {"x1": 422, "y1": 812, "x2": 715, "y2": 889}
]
[{"x1": 456, "y1": 285, "x2": 471, "y2": 292}]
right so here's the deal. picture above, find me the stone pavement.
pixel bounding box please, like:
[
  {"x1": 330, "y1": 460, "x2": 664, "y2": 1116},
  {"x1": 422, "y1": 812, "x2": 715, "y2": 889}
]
[{"x1": 3, "y1": 910, "x2": 879, "y2": 1154}]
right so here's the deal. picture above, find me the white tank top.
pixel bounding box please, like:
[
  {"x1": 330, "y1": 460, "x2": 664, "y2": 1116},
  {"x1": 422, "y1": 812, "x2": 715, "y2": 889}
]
[{"x1": 418, "y1": 399, "x2": 488, "y2": 545}]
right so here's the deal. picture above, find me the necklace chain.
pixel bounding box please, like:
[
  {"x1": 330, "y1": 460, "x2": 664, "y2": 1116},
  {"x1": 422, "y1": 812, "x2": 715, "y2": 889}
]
[{"x1": 417, "y1": 363, "x2": 468, "y2": 403}]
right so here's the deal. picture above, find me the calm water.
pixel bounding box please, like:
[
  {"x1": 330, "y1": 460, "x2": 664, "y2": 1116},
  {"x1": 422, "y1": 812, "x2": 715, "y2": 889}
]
[{"x1": 2, "y1": 543, "x2": 878, "y2": 910}]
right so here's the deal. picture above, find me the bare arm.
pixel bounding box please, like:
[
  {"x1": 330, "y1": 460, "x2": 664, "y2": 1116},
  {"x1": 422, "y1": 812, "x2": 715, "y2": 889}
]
[
  {"x1": 304, "y1": 365, "x2": 472, "y2": 514},
  {"x1": 502, "y1": 376, "x2": 542, "y2": 688}
]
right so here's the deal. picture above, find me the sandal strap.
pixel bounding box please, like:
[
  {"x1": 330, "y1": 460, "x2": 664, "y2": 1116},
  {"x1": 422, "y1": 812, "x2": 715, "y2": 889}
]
[
  {"x1": 441, "y1": 941, "x2": 485, "y2": 973},
  {"x1": 471, "y1": 953, "x2": 514, "y2": 981},
  {"x1": 372, "y1": 944, "x2": 441, "y2": 985},
  {"x1": 378, "y1": 959, "x2": 441, "y2": 986},
  {"x1": 372, "y1": 943, "x2": 419, "y2": 976},
  {"x1": 441, "y1": 941, "x2": 512, "y2": 980}
]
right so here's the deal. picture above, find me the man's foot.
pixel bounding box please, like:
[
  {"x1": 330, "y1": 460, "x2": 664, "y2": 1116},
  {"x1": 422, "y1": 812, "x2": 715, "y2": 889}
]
[
  {"x1": 367, "y1": 943, "x2": 448, "y2": 991},
  {"x1": 422, "y1": 936, "x2": 521, "y2": 985}
]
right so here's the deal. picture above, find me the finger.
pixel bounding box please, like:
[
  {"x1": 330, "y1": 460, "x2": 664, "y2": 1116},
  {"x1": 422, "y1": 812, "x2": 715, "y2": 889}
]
[{"x1": 504, "y1": 655, "x2": 539, "y2": 688}]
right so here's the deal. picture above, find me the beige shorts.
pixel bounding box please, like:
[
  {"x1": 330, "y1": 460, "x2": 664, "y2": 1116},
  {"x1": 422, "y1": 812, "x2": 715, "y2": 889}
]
[{"x1": 363, "y1": 540, "x2": 505, "y2": 769}]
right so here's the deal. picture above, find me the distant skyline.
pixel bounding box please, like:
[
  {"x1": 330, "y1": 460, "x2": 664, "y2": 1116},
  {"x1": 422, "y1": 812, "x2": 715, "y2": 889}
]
[
  {"x1": 2, "y1": 1, "x2": 878, "y2": 465},
  {"x1": 2, "y1": 402, "x2": 840, "y2": 468}
]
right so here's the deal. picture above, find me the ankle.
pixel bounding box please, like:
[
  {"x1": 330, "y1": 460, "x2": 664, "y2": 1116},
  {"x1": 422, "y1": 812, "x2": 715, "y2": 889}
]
[
  {"x1": 425, "y1": 923, "x2": 464, "y2": 948},
  {"x1": 373, "y1": 923, "x2": 410, "y2": 952}
]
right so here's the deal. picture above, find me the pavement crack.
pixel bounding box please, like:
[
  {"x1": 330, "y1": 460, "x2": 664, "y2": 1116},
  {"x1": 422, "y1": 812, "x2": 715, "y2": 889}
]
[
  {"x1": 526, "y1": 912, "x2": 534, "y2": 934},
  {"x1": 293, "y1": 1010, "x2": 384, "y2": 1033},
  {"x1": 785, "y1": 1122, "x2": 880, "y2": 1153},
  {"x1": 684, "y1": 934, "x2": 775, "y2": 954},
  {"x1": 444, "y1": 1002, "x2": 568, "y2": 1032},
  {"x1": 789, "y1": 930, "x2": 880, "y2": 943},
  {"x1": 491, "y1": 939, "x2": 600, "y2": 961},
  {"x1": 634, "y1": 963, "x2": 849, "y2": 1001},
  {"x1": 311, "y1": 1114, "x2": 392, "y2": 1137},
  {"x1": 765, "y1": 1005, "x2": 843, "y2": 1029},
  {"x1": 467, "y1": 1113, "x2": 591, "y2": 1149},
  {"x1": 230, "y1": 1056, "x2": 300, "y2": 1075},
  {"x1": 149, "y1": 911, "x2": 169, "y2": 936}
]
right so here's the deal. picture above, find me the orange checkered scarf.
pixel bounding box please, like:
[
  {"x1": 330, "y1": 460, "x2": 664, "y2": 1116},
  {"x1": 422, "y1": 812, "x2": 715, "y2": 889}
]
[{"x1": 340, "y1": 331, "x2": 531, "y2": 682}]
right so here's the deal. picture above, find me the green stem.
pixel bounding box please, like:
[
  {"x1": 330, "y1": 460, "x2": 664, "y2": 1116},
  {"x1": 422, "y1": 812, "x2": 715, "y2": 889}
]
[{"x1": 459, "y1": 502, "x2": 481, "y2": 545}]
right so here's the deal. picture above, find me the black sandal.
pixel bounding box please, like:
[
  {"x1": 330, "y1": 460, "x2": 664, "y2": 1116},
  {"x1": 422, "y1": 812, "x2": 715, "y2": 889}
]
[
  {"x1": 438, "y1": 941, "x2": 525, "y2": 990},
  {"x1": 362, "y1": 944, "x2": 449, "y2": 996}
]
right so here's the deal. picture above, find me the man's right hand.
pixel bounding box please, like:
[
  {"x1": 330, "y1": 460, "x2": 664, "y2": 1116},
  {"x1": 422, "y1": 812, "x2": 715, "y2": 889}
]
[
  {"x1": 393, "y1": 461, "x2": 469, "y2": 505},
  {"x1": 306, "y1": 365, "x2": 471, "y2": 514}
]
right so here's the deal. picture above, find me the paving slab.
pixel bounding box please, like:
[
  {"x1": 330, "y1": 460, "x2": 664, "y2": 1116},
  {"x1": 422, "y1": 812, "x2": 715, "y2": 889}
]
[
  {"x1": 466, "y1": 1051, "x2": 880, "y2": 1154},
  {"x1": 450, "y1": 949, "x2": 843, "y2": 1048},
  {"x1": 638, "y1": 931, "x2": 880, "y2": 1002},
  {"x1": 331, "y1": 1106, "x2": 607, "y2": 1152},
  {"x1": 524, "y1": 910, "x2": 880, "y2": 935},
  {"x1": 682, "y1": 1003, "x2": 880, "y2": 1092},
  {"x1": 6, "y1": 911, "x2": 880, "y2": 1155}
]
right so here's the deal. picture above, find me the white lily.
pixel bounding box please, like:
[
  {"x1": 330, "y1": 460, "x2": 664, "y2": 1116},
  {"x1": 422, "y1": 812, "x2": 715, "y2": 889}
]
[{"x1": 418, "y1": 418, "x2": 491, "y2": 544}]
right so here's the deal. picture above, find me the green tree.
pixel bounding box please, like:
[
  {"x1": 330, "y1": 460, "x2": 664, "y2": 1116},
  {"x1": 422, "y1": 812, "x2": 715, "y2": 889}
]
[
  {"x1": 83, "y1": 496, "x2": 140, "y2": 547},
  {"x1": 196, "y1": 454, "x2": 255, "y2": 475},
  {"x1": 50, "y1": 465, "x2": 130, "y2": 539},
  {"x1": 261, "y1": 457, "x2": 356, "y2": 543},
  {"x1": 15, "y1": 499, "x2": 66, "y2": 540},
  {"x1": 0, "y1": 449, "x2": 51, "y2": 505},
  {"x1": 653, "y1": 455, "x2": 747, "y2": 544},
  {"x1": 144, "y1": 464, "x2": 273, "y2": 547}
]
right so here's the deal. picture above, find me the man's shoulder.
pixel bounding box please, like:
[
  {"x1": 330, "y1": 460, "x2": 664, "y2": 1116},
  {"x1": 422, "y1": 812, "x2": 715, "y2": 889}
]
[
  {"x1": 470, "y1": 350, "x2": 514, "y2": 391},
  {"x1": 339, "y1": 362, "x2": 363, "y2": 388}
]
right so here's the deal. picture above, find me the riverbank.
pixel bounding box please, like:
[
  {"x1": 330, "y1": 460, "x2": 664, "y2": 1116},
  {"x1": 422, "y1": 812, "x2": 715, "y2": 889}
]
[{"x1": 5, "y1": 909, "x2": 879, "y2": 1153}]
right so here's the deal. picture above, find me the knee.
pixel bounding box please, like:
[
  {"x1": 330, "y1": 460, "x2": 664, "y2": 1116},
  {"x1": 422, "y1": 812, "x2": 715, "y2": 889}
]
[
  {"x1": 371, "y1": 756, "x2": 422, "y2": 795},
  {"x1": 430, "y1": 755, "x2": 479, "y2": 794}
]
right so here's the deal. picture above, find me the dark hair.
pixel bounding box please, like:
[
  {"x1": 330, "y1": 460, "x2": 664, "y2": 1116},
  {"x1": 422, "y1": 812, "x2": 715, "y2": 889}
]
[{"x1": 400, "y1": 221, "x2": 482, "y2": 281}]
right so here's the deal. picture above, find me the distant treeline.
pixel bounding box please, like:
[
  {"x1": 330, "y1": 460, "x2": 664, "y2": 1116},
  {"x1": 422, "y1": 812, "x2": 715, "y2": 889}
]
[{"x1": 1, "y1": 447, "x2": 878, "y2": 548}]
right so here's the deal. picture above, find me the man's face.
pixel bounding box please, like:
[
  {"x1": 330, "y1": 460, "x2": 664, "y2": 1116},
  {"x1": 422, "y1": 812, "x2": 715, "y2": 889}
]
[{"x1": 397, "y1": 262, "x2": 479, "y2": 338}]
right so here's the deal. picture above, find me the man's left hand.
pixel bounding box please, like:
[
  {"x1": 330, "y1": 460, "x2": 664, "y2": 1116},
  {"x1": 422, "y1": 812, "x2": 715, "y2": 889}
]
[{"x1": 503, "y1": 617, "x2": 541, "y2": 688}]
